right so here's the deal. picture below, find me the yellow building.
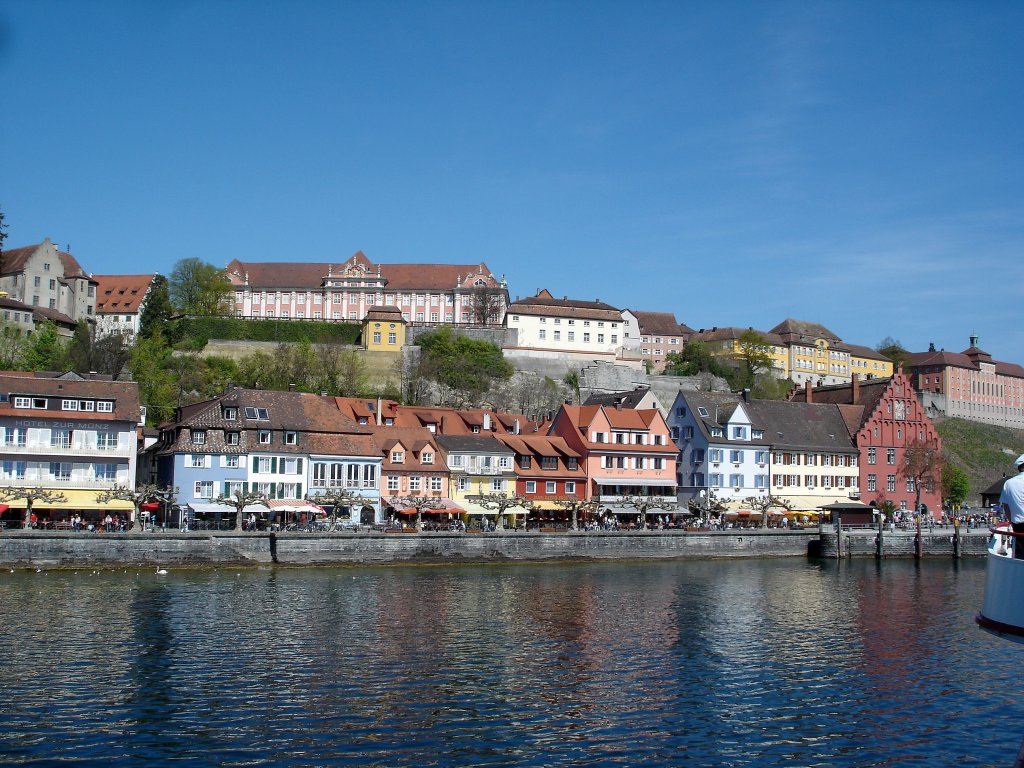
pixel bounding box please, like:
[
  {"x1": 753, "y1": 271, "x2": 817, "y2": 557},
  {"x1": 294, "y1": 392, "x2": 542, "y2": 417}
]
[
  {"x1": 686, "y1": 320, "x2": 893, "y2": 387},
  {"x1": 362, "y1": 306, "x2": 406, "y2": 351}
]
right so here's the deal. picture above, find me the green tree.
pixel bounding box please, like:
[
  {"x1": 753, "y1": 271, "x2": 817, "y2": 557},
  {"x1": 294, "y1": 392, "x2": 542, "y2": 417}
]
[
  {"x1": 735, "y1": 329, "x2": 773, "y2": 389},
  {"x1": 19, "y1": 321, "x2": 67, "y2": 371},
  {"x1": 67, "y1": 322, "x2": 133, "y2": 376},
  {"x1": 942, "y1": 461, "x2": 970, "y2": 509},
  {"x1": 0, "y1": 320, "x2": 28, "y2": 369},
  {"x1": 139, "y1": 274, "x2": 175, "y2": 339},
  {"x1": 750, "y1": 374, "x2": 792, "y2": 400},
  {"x1": 417, "y1": 326, "x2": 513, "y2": 406},
  {"x1": 662, "y1": 340, "x2": 733, "y2": 380},
  {"x1": 169, "y1": 258, "x2": 232, "y2": 316},
  {"x1": 877, "y1": 336, "x2": 910, "y2": 371},
  {"x1": 129, "y1": 330, "x2": 177, "y2": 424}
]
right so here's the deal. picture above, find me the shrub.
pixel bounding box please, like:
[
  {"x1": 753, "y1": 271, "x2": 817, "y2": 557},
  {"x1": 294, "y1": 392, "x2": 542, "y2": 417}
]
[{"x1": 172, "y1": 317, "x2": 361, "y2": 346}]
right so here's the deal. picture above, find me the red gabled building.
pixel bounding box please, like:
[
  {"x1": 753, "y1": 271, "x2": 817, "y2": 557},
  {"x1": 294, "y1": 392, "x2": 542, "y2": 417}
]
[
  {"x1": 791, "y1": 372, "x2": 942, "y2": 518},
  {"x1": 496, "y1": 434, "x2": 587, "y2": 517}
]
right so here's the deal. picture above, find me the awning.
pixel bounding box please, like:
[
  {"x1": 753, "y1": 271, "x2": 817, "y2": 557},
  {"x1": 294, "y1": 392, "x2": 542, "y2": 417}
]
[
  {"x1": 383, "y1": 496, "x2": 464, "y2": 514},
  {"x1": 591, "y1": 478, "x2": 676, "y2": 487},
  {"x1": 0, "y1": 489, "x2": 133, "y2": 511},
  {"x1": 267, "y1": 500, "x2": 324, "y2": 514},
  {"x1": 187, "y1": 502, "x2": 271, "y2": 515},
  {"x1": 140, "y1": 501, "x2": 161, "y2": 512}
]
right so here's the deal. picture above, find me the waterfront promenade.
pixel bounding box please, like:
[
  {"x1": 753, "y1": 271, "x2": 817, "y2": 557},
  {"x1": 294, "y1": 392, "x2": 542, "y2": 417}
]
[{"x1": 0, "y1": 526, "x2": 991, "y2": 568}]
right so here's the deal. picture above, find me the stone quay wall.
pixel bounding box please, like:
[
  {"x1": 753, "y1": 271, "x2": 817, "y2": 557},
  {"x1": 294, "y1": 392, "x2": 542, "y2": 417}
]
[
  {"x1": 817, "y1": 526, "x2": 991, "y2": 559},
  {"x1": 0, "y1": 527, "x2": 990, "y2": 569},
  {"x1": 1, "y1": 529, "x2": 816, "y2": 569}
]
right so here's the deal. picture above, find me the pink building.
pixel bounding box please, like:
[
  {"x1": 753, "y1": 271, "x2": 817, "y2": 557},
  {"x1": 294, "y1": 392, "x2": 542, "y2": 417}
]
[
  {"x1": 547, "y1": 404, "x2": 677, "y2": 521},
  {"x1": 226, "y1": 251, "x2": 508, "y2": 326}
]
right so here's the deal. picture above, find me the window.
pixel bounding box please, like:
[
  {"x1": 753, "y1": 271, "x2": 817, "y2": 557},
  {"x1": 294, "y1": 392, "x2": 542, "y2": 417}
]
[
  {"x1": 708, "y1": 449, "x2": 723, "y2": 463},
  {"x1": 51, "y1": 429, "x2": 71, "y2": 449},
  {"x1": 192, "y1": 430, "x2": 206, "y2": 445},
  {"x1": 525, "y1": 481, "x2": 536, "y2": 494},
  {"x1": 755, "y1": 450, "x2": 769, "y2": 464},
  {"x1": 565, "y1": 481, "x2": 576, "y2": 494},
  {"x1": 391, "y1": 450, "x2": 404, "y2": 464},
  {"x1": 226, "y1": 432, "x2": 240, "y2": 445},
  {"x1": 906, "y1": 478, "x2": 915, "y2": 492},
  {"x1": 887, "y1": 448, "x2": 896, "y2": 465},
  {"x1": 258, "y1": 430, "x2": 271, "y2": 444},
  {"x1": 51, "y1": 462, "x2": 71, "y2": 482},
  {"x1": 373, "y1": 332, "x2": 381, "y2": 344},
  {"x1": 568, "y1": 332, "x2": 575, "y2": 341},
  {"x1": 429, "y1": 476, "x2": 442, "y2": 492},
  {"x1": 409, "y1": 475, "x2": 421, "y2": 491},
  {"x1": 285, "y1": 431, "x2": 298, "y2": 446},
  {"x1": 194, "y1": 481, "x2": 214, "y2": 499},
  {"x1": 256, "y1": 457, "x2": 273, "y2": 473},
  {"x1": 244, "y1": 407, "x2": 269, "y2": 420},
  {"x1": 62, "y1": 399, "x2": 79, "y2": 411},
  {"x1": 709, "y1": 473, "x2": 723, "y2": 488},
  {"x1": 730, "y1": 474, "x2": 743, "y2": 488},
  {"x1": 13, "y1": 397, "x2": 31, "y2": 409},
  {"x1": 4, "y1": 427, "x2": 27, "y2": 447},
  {"x1": 541, "y1": 457, "x2": 557, "y2": 470},
  {"x1": 96, "y1": 432, "x2": 118, "y2": 450},
  {"x1": 490, "y1": 478, "x2": 504, "y2": 492},
  {"x1": 2, "y1": 460, "x2": 26, "y2": 481},
  {"x1": 539, "y1": 329, "x2": 546, "y2": 340},
  {"x1": 422, "y1": 452, "x2": 433, "y2": 464},
  {"x1": 450, "y1": 455, "x2": 464, "y2": 467},
  {"x1": 867, "y1": 474, "x2": 877, "y2": 491},
  {"x1": 224, "y1": 455, "x2": 240, "y2": 468},
  {"x1": 730, "y1": 449, "x2": 743, "y2": 463},
  {"x1": 583, "y1": 333, "x2": 590, "y2": 343},
  {"x1": 282, "y1": 458, "x2": 300, "y2": 475},
  {"x1": 597, "y1": 334, "x2": 605, "y2": 343},
  {"x1": 387, "y1": 475, "x2": 399, "y2": 491},
  {"x1": 190, "y1": 454, "x2": 206, "y2": 468},
  {"x1": 362, "y1": 465, "x2": 377, "y2": 488},
  {"x1": 887, "y1": 474, "x2": 897, "y2": 493},
  {"x1": 546, "y1": 481, "x2": 556, "y2": 494},
  {"x1": 867, "y1": 448, "x2": 876, "y2": 465},
  {"x1": 388, "y1": 332, "x2": 397, "y2": 344}
]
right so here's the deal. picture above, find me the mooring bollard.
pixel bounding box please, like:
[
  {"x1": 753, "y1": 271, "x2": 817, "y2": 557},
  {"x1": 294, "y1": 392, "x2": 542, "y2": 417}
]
[
  {"x1": 952, "y1": 518, "x2": 961, "y2": 559},
  {"x1": 876, "y1": 516, "x2": 884, "y2": 559}
]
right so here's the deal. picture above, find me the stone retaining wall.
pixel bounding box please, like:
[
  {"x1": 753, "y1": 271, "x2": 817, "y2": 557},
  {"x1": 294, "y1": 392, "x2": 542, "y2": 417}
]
[
  {"x1": 817, "y1": 527, "x2": 990, "y2": 559},
  {"x1": 0, "y1": 529, "x2": 816, "y2": 569}
]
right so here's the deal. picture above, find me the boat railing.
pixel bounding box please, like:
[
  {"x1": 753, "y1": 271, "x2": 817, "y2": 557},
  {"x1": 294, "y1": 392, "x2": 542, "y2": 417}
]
[{"x1": 988, "y1": 521, "x2": 1020, "y2": 557}]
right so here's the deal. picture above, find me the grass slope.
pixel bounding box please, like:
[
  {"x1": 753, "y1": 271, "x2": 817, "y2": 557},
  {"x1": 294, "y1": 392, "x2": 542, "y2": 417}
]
[{"x1": 936, "y1": 416, "x2": 1024, "y2": 502}]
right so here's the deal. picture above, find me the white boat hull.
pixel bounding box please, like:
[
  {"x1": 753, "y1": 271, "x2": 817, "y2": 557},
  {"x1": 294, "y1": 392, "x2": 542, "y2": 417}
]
[{"x1": 977, "y1": 525, "x2": 1024, "y2": 644}]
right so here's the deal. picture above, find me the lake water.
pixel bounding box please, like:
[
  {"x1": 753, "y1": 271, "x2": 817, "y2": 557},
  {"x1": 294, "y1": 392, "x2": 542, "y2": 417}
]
[{"x1": 0, "y1": 558, "x2": 1018, "y2": 767}]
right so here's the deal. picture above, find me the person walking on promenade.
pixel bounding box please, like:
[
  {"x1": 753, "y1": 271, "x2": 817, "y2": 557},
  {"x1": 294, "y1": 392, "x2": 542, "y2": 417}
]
[{"x1": 999, "y1": 453, "x2": 1024, "y2": 558}]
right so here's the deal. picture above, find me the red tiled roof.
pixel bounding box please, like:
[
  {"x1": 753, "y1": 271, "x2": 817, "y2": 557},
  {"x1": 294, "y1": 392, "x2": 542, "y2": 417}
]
[
  {"x1": 630, "y1": 310, "x2": 693, "y2": 336},
  {"x1": 0, "y1": 374, "x2": 140, "y2": 422},
  {"x1": 225, "y1": 254, "x2": 502, "y2": 291},
  {"x1": 1, "y1": 240, "x2": 93, "y2": 282},
  {"x1": 93, "y1": 274, "x2": 154, "y2": 314},
  {"x1": 509, "y1": 290, "x2": 622, "y2": 321}
]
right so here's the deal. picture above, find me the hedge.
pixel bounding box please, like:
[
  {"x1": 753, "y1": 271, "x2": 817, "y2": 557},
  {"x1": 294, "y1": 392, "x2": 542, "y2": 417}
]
[{"x1": 173, "y1": 317, "x2": 362, "y2": 346}]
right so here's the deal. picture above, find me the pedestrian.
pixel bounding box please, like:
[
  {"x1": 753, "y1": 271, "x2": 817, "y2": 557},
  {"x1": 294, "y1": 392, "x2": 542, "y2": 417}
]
[{"x1": 999, "y1": 453, "x2": 1024, "y2": 558}]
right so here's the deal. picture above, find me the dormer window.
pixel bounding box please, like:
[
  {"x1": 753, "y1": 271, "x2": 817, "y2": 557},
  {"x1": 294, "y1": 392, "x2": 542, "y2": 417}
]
[
  {"x1": 223, "y1": 407, "x2": 237, "y2": 420},
  {"x1": 244, "y1": 407, "x2": 269, "y2": 420},
  {"x1": 391, "y1": 450, "x2": 404, "y2": 463},
  {"x1": 192, "y1": 430, "x2": 206, "y2": 445},
  {"x1": 226, "y1": 432, "x2": 240, "y2": 445},
  {"x1": 697, "y1": 407, "x2": 709, "y2": 417},
  {"x1": 566, "y1": 458, "x2": 578, "y2": 470},
  {"x1": 258, "y1": 430, "x2": 271, "y2": 444},
  {"x1": 421, "y1": 452, "x2": 433, "y2": 464},
  {"x1": 285, "y1": 431, "x2": 298, "y2": 446}
]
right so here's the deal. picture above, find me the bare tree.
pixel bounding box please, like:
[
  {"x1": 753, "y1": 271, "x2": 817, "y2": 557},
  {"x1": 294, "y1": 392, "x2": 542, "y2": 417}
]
[
  {"x1": 476, "y1": 492, "x2": 532, "y2": 530},
  {"x1": 388, "y1": 493, "x2": 440, "y2": 529},
  {"x1": 619, "y1": 494, "x2": 677, "y2": 530},
  {"x1": 0, "y1": 487, "x2": 68, "y2": 529},
  {"x1": 550, "y1": 496, "x2": 599, "y2": 531},
  {"x1": 745, "y1": 493, "x2": 793, "y2": 528},
  {"x1": 95, "y1": 484, "x2": 177, "y2": 532},
  {"x1": 212, "y1": 488, "x2": 270, "y2": 531},
  {"x1": 306, "y1": 488, "x2": 367, "y2": 530},
  {"x1": 687, "y1": 488, "x2": 727, "y2": 527},
  {"x1": 902, "y1": 437, "x2": 941, "y2": 515},
  {"x1": 466, "y1": 284, "x2": 505, "y2": 326}
]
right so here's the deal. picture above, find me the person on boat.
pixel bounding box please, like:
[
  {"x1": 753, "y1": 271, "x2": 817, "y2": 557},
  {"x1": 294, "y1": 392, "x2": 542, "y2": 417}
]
[{"x1": 999, "y1": 453, "x2": 1024, "y2": 558}]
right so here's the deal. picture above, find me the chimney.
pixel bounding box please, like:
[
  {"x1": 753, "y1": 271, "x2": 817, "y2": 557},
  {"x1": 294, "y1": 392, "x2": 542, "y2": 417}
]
[
  {"x1": 513, "y1": 418, "x2": 520, "y2": 435},
  {"x1": 483, "y1": 413, "x2": 491, "y2": 431},
  {"x1": 376, "y1": 397, "x2": 383, "y2": 425},
  {"x1": 288, "y1": 383, "x2": 296, "y2": 392},
  {"x1": 319, "y1": 390, "x2": 327, "y2": 396},
  {"x1": 615, "y1": 401, "x2": 622, "y2": 410},
  {"x1": 742, "y1": 388, "x2": 751, "y2": 403},
  {"x1": 851, "y1": 373, "x2": 860, "y2": 403},
  {"x1": 804, "y1": 381, "x2": 813, "y2": 403}
]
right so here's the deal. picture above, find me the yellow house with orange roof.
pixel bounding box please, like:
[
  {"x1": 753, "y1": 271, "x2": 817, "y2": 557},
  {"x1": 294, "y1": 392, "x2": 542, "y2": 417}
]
[{"x1": 362, "y1": 306, "x2": 406, "y2": 351}]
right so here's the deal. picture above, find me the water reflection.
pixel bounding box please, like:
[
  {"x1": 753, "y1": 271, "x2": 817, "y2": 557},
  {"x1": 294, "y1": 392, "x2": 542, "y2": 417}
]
[{"x1": 0, "y1": 559, "x2": 1018, "y2": 767}]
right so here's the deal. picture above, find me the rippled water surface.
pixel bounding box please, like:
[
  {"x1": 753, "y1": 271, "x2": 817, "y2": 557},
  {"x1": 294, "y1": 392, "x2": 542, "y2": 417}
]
[{"x1": 0, "y1": 559, "x2": 1018, "y2": 767}]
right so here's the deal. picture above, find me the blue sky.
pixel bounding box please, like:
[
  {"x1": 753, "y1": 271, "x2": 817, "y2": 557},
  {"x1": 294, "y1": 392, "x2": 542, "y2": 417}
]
[{"x1": 2, "y1": 1, "x2": 1021, "y2": 359}]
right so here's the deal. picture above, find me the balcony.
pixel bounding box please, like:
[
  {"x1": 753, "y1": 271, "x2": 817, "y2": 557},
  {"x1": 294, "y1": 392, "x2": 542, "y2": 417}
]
[{"x1": 2, "y1": 441, "x2": 131, "y2": 458}]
